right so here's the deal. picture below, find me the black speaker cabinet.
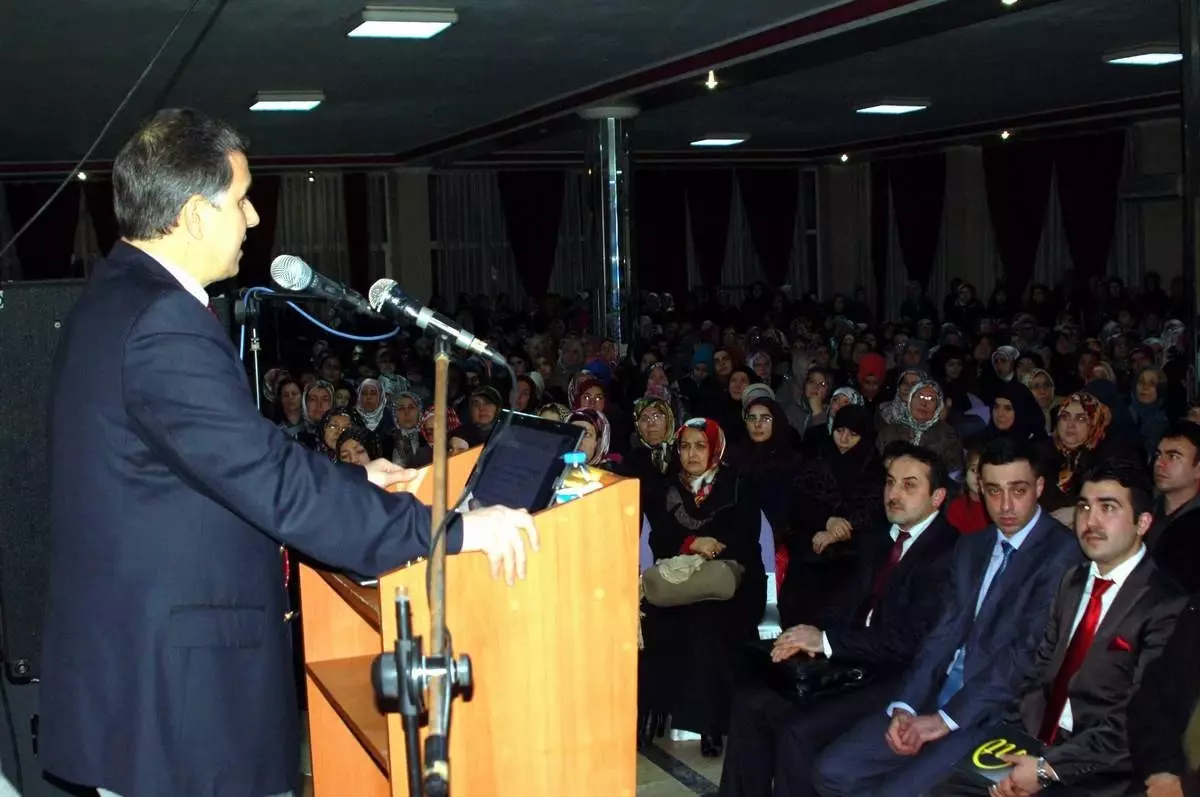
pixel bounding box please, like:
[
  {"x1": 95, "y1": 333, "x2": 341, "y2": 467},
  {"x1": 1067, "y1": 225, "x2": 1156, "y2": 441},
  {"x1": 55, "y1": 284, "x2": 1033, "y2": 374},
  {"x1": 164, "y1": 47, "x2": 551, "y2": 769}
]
[{"x1": 0, "y1": 280, "x2": 86, "y2": 682}]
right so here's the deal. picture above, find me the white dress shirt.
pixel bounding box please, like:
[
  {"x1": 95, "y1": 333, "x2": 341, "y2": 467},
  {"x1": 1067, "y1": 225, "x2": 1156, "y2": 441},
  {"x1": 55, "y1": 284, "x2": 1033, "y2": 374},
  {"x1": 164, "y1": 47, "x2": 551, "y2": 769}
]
[
  {"x1": 822, "y1": 510, "x2": 940, "y2": 657},
  {"x1": 1055, "y1": 544, "x2": 1146, "y2": 733},
  {"x1": 146, "y1": 251, "x2": 209, "y2": 306}
]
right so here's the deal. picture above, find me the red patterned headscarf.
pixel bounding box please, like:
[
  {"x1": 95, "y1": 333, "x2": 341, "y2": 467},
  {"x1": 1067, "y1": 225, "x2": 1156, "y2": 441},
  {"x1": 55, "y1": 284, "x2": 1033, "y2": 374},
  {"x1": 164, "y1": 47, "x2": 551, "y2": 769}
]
[
  {"x1": 1053, "y1": 391, "x2": 1112, "y2": 492},
  {"x1": 418, "y1": 407, "x2": 462, "y2": 445},
  {"x1": 675, "y1": 418, "x2": 727, "y2": 504}
]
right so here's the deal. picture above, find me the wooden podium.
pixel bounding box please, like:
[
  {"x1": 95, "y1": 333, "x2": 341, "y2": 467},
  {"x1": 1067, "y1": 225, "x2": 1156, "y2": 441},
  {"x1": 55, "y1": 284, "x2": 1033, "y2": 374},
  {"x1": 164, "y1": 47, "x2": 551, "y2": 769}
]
[{"x1": 299, "y1": 446, "x2": 641, "y2": 797}]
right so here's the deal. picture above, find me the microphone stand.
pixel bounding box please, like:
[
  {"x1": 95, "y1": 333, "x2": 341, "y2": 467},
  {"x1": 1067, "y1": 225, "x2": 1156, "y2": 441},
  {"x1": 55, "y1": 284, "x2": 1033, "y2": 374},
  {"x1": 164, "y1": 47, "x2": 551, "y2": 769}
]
[
  {"x1": 236, "y1": 289, "x2": 333, "y2": 411},
  {"x1": 373, "y1": 335, "x2": 472, "y2": 797}
]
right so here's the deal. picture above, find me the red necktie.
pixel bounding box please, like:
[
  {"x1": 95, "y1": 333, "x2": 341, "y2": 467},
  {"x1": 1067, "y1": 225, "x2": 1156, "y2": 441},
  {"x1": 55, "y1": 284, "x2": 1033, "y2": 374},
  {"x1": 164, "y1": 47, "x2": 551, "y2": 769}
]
[
  {"x1": 1039, "y1": 577, "x2": 1114, "y2": 743},
  {"x1": 859, "y1": 530, "x2": 910, "y2": 623}
]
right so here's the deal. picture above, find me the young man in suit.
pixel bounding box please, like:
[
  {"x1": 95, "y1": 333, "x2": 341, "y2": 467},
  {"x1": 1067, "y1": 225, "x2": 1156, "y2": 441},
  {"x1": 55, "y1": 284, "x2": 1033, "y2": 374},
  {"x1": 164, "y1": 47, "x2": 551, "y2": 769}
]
[
  {"x1": 42, "y1": 109, "x2": 538, "y2": 797},
  {"x1": 931, "y1": 460, "x2": 1185, "y2": 796},
  {"x1": 813, "y1": 437, "x2": 1083, "y2": 797},
  {"x1": 1148, "y1": 420, "x2": 1200, "y2": 593},
  {"x1": 717, "y1": 443, "x2": 959, "y2": 797}
]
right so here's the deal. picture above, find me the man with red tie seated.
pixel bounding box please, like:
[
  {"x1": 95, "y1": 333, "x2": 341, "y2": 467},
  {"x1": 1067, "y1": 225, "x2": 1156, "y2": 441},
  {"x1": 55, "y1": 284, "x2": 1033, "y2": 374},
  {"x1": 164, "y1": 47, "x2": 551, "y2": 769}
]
[
  {"x1": 718, "y1": 443, "x2": 960, "y2": 797},
  {"x1": 930, "y1": 461, "x2": 1186, "y2": 796},
  {"x1": 41, "y1": 109, "x2": 538, "y2": 797}
]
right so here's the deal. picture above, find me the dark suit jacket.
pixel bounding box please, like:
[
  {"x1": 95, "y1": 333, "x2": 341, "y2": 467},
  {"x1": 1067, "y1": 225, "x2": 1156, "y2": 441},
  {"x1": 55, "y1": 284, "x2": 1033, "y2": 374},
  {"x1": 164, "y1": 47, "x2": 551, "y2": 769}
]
[
  {"x1": 1012, "y1": 556, "x2": 1184, "y2": 794},
  {"x1": 40, "y1": 242, "x2": 463, "y2": 797},
  {"x1": 822, "y1": 514, "x2": 959, "y2": 667},
  {"x1": 894, "y1": 511, "x2": 1083, "y2": 730},
  {"x1": 1128, "y1": 593, "x2": 1200, "y2": 788}
]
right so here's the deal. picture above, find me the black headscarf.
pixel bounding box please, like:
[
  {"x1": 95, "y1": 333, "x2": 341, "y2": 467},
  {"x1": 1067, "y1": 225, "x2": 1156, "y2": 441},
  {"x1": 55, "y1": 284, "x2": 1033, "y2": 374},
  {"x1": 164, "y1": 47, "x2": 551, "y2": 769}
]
[
  {"x1": 827, "y1": 404, "x2": 878, "y2": 482},
  {"x1": 987, "y1": 380, "x2": 1048, "y2": 442}
]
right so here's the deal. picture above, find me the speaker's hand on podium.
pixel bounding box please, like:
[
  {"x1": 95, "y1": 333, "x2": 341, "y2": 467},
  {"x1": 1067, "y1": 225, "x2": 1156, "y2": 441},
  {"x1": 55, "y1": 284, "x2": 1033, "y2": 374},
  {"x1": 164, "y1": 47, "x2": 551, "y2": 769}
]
[
  {"x1": 364, "y1": 459, "x2": 422, "y2": 490},
  {"x1": 460, "y1": 506, "x2": 540, "y2": 586}
]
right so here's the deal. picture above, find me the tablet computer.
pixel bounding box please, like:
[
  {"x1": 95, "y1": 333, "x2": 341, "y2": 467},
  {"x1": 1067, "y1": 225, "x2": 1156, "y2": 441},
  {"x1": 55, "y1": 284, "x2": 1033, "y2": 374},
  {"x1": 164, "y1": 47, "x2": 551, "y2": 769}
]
[{"x1": 459, "y1": 410, "x2": 585, "y2": 513}]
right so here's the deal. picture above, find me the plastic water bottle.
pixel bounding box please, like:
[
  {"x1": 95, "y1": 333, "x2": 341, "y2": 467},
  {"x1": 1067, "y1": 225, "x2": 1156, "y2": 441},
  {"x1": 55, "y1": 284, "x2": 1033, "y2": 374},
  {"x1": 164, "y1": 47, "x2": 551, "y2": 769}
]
[{"x1": 552, "y1": 450, "x2": 602, "y2": 505}]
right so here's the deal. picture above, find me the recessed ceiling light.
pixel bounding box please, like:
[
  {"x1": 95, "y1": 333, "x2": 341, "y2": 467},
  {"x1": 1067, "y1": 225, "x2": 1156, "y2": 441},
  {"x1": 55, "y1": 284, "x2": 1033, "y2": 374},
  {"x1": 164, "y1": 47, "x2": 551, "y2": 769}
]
[
  {"x1": 1001, "y1": 0, "x2": 1019, "y2": 6},
  {"x1": 76, "y1": 171, "x2": 87, "y2": 181},
  {"x1": 705, "y1": 70, "x2": 719, "y2": 90},
  {"x1": 690, "y1": 135, "x2": 748, "y2": 147},
  {"x1": 1000, "y1": 130, "x2": 1012, "y2": 140},
  {"x1": 840, "y1": 153, "x2": 850, "y2": 163},
  {"x1": 250, "y1": 91, "x2": 324, "y2": 112},
  {"x1": 1104, "y1": 45, "x2": 1182, "y2": 66},
  {"x1": 856, "y1": 100, "x2": 929, "y2": 115},
  {"x1": 349, "y1": 6, "x2": 458, "y2": 39}
]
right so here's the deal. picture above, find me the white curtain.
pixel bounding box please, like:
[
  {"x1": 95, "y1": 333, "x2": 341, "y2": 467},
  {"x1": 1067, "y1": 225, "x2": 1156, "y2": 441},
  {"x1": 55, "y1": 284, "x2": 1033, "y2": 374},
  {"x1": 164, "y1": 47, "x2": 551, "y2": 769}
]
[
  {"x1": 274, "y1": 173, "x2": 350, "y2": 283},
  {"x1": 367, "y1": 172, "x2": 391, "y2": 287},
  {"x1": 546, "y1": 171, "x2": 594, "y2": 300},
  {"x1": 431, "y1": 171, "x2": 526, "y2": 306},
  {"x1": 0, "y1": 186, "x2": 21, "y2": 280},
  {"x1": 941, "y1": 147, "x2": 998, "y2": 306}
]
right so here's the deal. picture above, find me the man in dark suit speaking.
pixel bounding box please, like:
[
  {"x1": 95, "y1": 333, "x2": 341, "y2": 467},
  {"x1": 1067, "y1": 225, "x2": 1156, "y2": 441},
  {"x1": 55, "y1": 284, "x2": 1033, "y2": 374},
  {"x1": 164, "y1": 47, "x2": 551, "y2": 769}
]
[{"x1": 39, "y1": 109, "x2": 537, "y2": 797}]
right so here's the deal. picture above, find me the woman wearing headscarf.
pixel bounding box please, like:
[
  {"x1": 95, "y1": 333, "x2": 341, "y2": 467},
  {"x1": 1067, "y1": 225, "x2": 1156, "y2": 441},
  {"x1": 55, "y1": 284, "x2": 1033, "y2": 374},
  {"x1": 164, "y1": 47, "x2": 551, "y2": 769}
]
[
  {"x1": 973, "y1": 379, "x2": 1048, "y2": 445},
  {"x1": 298, "y1": 380, "x2": 335, "y2": 449},
  {"x1": 355, "y1": 378, "x2": 395, "y2": 461},
  {"x1": 318, "y1": 408, "x2": 367, "y2": 460},
  {"x1": 624, "y1": 397, "x2": 677, "y2": 485},
  {"x1": 1130, "y1": 366, "x2": 1171, "y2": 460},
  {"x1": 856, "y1": 352, "x2": 887, "y2": 415},
  {"x1": 747, "y1": 350, "x2": 780, "y2": 390},
  {"x1": 877, "y1": 380, "x2": 964, "y2": 474},
  {"x1": 460, "y1": 385, "x2": 504, "y2": 447},
  {"x1": 536, "y1": 402, "x2": 571, "y2": 423},
  {"x1": 804, "y1": 386, "x2": 865, "y2": 453},
  {"x1": 677, "y1": 343, "x2": 722, "y2": 420},
  {"x1": 390, "y1": 391, "x2": 426, "y2": 467},
  {"x1": 566, "y1": 408, "x2": 618, "y2": 469},
  {"x1": 780, "y1": 365, "x2": 832, "y2": 446},
  {"x1": 639, "y1": 418, "x2": 766, "y2": 757},
  {"x1": 778, "y1": 404, "x2": 886, "y2": 629},
  {"x1": 1021, "y1": 367, "x2": 1059, "y2": 435},
  {"x1": 877, "y1": 368, "x2": 928, "y2": 431},
  {"x1": 568, "y1": 371, "x2": 630, "y2": 457},
  {"x1": 335, "y1": 426, "x2": 373, "y2": 467},
  {"x1": 514, "y1": 373, "x2": 544, "y2": 414},
  {"x1": 1041, "y1": 391, "x2": 1141, "y2": 517},
  {"x1": 408, "y1": 407, "x2": 468, "y2": 469}
]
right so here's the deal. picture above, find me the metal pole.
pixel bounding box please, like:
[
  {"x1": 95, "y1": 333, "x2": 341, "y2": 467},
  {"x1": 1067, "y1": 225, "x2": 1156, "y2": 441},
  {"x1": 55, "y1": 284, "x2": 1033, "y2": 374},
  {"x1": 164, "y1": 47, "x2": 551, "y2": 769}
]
[
  {"x1": 1183, "y1": 0, "x2": 1200, "y2": 396},
  {"x1": 581, "y1": 104, "x2": 638, "y2": 353}
]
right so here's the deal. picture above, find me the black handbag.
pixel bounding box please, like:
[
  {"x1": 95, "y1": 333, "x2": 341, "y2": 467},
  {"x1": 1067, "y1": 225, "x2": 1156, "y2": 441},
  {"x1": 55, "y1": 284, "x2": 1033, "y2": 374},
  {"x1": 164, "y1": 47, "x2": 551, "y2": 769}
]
[{"x1": 765, "y1": 655, "x2": 877, "y2": 705}]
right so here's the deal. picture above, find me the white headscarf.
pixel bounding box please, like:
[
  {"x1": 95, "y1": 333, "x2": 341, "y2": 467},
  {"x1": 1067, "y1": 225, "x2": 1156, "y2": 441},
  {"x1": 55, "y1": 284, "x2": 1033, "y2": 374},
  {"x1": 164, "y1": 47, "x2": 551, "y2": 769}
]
[{"x1": 356, "y1": 378, "x2": 387, "y2": 431}]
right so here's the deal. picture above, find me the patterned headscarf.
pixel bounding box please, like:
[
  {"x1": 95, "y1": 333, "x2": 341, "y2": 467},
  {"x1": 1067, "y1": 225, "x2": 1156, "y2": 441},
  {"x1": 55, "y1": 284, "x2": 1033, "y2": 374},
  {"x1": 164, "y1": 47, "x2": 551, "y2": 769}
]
[
  {"x1": 1054, "y1": 391, "x2": 1112, "y2": 492},
  {"x1": 826, "y1": 387, "x2": 865, "y2": 433},
  {"x1": 675, "y1": 417, "x2": 727, "y2": 505},
  {"x1": 536, "y1": 402, "x2": 571, "y2": 422},
  {"x1": 418, "y1": 407, "x2": 462, "y2": 446},
  {"x1": 900, "y1": 380, "x2": 944, "y2": 446},
  {"x1": 567, "y1": 372, "x2": 604, "y2": 410},
  {"x1": 567, "y1": 408, "x2": 612, "y2": 466},
  {"x1": 991, "y1": 346, "x2": 1020, "y2": 382},
  {"x1": 302, "y1": 380, "x2": 336, "y2": 424},
  {"x1": 318, "y1": 408, "x2": 363, "y2": 460},
  {"x1": 633, "y1": 397, "x2": 676, "y2": 475},
  {"x1": 881, "y1": 369, "x2": 928, "y2": 426},
  {"x1": 390, "y1": 391, "x2": 424, "y2": 430},
  {"x1": 355, "y1": 378, "x2": 388, "y2": 431}
]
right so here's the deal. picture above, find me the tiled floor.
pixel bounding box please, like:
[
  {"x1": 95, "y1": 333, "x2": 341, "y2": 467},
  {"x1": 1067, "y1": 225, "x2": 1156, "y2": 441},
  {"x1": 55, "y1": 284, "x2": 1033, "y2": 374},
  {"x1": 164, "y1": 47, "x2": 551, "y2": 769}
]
[{"x1": 299, "y1": 721, "x2": 725, "y2": 796}]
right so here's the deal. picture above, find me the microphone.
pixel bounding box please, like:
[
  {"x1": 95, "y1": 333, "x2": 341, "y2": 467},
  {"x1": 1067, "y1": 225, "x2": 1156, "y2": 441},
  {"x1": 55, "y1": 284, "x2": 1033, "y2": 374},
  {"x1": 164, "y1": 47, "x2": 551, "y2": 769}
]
[
  {"x1": 368, "y1": 278, "x2": 506, "y2": 367},
  {"x1": 270, "y1": 255, "x2": 375, "y2": 316}
]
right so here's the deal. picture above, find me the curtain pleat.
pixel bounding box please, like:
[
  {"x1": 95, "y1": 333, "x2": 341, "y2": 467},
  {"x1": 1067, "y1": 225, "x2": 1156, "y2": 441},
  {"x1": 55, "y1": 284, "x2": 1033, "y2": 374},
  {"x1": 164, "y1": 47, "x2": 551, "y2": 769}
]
[
  {"x1": 4, "y1": 181, "x2": 82, "y2": 280},
  {"x1": 888, "y1": 153, "x2": 946, "y2": 292},
  {"x1": 736, "y1": 168, "x2": 799, "y2": 286},
  {"x1": 683, "y1": 170, "x2": 733, "y2": 287},
  {"x1": 432, "y1": 172, "x2": 526, "y2": 306},
  {"x1": 1053, "y1": 131, "x2": 1126, "y2": 281},
  {"x1": 240, "y1": 174, "x2": 281, "y2": 289},
  {"x1": 632, "y1": 169, "x2": 688, "y2": 294},
  {"x1": 497, "y1": 170, "x2": 566, "y2": 299},
  {"x1": 982, "y1": 140, "x2": 1055, "y2": 301},
  {"x1": 83, "y1": 180, "x2": 120, "y2": 255},
  {"x1": 343, "y1": 172, "x2": 371, "y2": 294},
  {"x1": 274, "y1": 173, "x2": 349, "y2": 287},
  {"x1": 869, "y1": 162, "x2": 891, "y2": 315}
]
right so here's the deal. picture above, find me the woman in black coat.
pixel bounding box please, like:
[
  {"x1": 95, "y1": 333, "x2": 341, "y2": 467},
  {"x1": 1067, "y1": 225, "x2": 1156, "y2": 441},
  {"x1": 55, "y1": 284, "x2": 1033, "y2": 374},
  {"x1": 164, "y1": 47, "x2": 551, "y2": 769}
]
[{"x1": 640, "y1": 418, "x2": 766, "y2": 757}]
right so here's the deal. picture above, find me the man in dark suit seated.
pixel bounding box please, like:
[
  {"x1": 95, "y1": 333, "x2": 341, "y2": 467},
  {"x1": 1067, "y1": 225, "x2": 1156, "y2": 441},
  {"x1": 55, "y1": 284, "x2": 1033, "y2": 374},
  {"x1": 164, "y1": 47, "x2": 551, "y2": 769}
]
[
  {"x1": 41, "y1": 109, "x2": 538, "y2": 797},
  {"x1": 930, "y1": 460, "x2": 1185, "y2": 796},
  {"x1": 1148, "y1": 421, "x2": 1200, "y2": 593},
  {"x1": 717, "y1": 443, "x2": 959, "y2": 797},
  {"x1": 813, "y1": 437, "x2": 1083, "y2": 797},
  {"x1": 1129, "y1": 593, "x2": 1200, "y2": 797}
]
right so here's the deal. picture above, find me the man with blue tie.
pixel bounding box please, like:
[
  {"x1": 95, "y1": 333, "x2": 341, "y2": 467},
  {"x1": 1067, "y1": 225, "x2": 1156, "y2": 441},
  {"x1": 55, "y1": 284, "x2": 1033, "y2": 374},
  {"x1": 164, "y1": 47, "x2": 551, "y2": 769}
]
[{"x1": 814, "y1": 437, "x2": 1083, "y2": 797}]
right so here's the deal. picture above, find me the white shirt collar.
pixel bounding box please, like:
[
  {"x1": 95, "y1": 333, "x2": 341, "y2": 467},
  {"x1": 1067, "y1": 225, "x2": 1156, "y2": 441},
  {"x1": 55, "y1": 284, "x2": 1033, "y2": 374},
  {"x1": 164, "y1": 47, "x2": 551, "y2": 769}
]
[
  {"x1": 145, "y1": 250, "x2": 209, "y2": 306},
  {"x1": 891, "y1": 510, "x2": 939, "y2": 545},
  {"x1": 1088, "y1": 543, "x2": 1147, "y2": 587},
  {"x1": 996, "y1": 506, "x2": 1042, "y2": 550}
]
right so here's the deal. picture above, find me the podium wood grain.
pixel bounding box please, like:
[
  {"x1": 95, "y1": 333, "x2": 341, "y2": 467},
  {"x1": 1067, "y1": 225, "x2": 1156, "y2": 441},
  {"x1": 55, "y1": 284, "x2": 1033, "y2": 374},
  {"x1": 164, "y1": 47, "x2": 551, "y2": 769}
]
[{"x1": 300, "y1": 446, "x2": 640, "y2": 797}]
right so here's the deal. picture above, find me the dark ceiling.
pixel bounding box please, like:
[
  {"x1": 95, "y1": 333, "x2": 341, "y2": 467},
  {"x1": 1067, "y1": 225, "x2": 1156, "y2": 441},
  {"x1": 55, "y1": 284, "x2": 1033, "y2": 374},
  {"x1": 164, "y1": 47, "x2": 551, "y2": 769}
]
[{"x1": 0, "y1": 0, "x2": 1184, "y2": 170}]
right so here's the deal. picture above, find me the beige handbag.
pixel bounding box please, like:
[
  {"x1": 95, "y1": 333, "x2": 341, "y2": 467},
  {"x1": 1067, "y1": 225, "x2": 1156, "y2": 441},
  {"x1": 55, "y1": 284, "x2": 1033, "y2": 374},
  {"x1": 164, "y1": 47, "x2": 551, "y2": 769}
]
[{"x1": 642, "y1": 554, "x2": 744, "y2": 607}]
